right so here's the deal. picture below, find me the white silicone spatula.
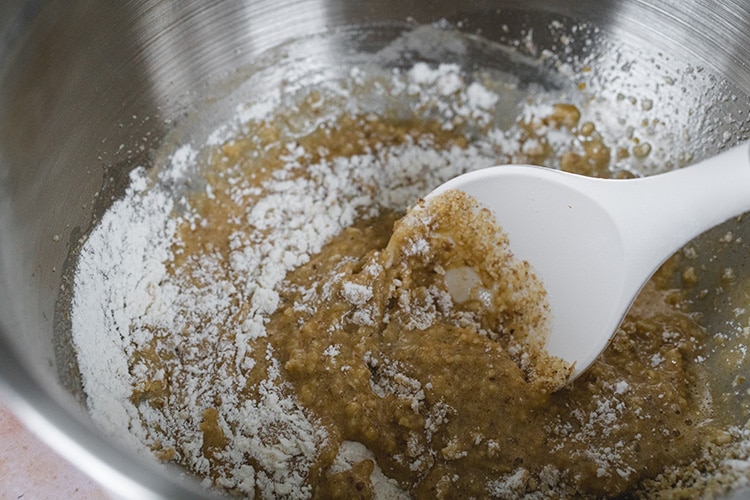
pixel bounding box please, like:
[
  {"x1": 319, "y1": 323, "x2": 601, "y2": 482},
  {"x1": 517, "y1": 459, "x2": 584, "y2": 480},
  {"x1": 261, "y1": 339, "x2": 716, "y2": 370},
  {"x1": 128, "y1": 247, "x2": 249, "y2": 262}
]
[{"x1": 429, "y1": 144, "x2": 750, "y2": 382}]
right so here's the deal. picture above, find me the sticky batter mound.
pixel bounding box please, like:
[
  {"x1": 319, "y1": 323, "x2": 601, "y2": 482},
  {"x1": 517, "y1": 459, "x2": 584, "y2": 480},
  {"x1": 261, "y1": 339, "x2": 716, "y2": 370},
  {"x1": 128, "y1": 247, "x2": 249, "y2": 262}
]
[
  {"x1": 72, "y1": 63, "x2": 733, "y2": 499},
  {"x1": 271, "y1": 190, "x2": 571, "y2": 497}
]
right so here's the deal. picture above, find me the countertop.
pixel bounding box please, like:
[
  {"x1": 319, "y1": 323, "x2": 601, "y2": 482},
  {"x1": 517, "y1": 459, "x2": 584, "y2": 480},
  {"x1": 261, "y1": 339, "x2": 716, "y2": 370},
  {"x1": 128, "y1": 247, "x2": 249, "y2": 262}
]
[{"x1": 0, "y1": 399, "x2": 107, "y2": 499}]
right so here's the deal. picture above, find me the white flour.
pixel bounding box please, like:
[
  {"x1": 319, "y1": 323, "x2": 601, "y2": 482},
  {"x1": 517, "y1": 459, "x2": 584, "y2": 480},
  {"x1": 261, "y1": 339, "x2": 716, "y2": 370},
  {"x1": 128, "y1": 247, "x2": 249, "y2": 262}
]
[{"x1": 71, "y1": 166, "x2": 175, "y2": 451}]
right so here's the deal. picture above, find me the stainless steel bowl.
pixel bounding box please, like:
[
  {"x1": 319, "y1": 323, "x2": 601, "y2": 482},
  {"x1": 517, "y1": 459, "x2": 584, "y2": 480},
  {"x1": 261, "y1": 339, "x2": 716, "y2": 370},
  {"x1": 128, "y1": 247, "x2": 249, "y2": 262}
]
[{"x1": 1, "y1": 1, "x2": 750, "y2": 498}]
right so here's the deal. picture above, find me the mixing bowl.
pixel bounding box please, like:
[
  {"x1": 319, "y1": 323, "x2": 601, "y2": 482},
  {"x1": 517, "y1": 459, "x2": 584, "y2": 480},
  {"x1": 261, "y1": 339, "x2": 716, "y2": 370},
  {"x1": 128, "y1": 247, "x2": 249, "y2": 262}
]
[{"x1": 2, "y1": 1, "x2": 750, "y2": 498}]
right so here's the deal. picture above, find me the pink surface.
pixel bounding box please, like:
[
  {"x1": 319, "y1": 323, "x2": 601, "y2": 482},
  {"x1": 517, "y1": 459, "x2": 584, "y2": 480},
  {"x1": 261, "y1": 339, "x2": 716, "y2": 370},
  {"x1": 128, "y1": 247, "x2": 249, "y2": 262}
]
[{"x1": 0, "y1": 400, "x2": 108, "y2": 499}]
